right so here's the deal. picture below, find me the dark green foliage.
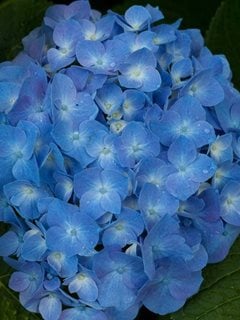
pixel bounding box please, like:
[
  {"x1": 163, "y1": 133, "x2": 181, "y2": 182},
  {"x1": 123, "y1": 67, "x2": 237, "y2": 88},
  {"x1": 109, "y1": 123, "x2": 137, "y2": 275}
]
[
  {"x1": 0, "y1": 0, "x2": 50, "y2": 61},
  {"x1": 206, "y1": 0, "x2": 240, "y2": 89}
]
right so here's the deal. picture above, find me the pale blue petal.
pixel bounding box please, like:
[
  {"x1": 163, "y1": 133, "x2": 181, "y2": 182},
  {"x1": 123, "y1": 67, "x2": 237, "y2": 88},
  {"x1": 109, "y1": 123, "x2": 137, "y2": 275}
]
[
  {"x1": 76, "y1": 40, "x2": 105, "y2": 67},
  {"x1": 188, "y1": 154, "x2": 216, "y2": 183},
  {"x1": 9, "y1": 271, "x2": 30, "y2": 292},
  {"x1": 124, "y1": 6, "x2": 151, "y2": 31},
  {"x1": 168, "y1": 137, "x2": 197, "y2": 168},
  {"x1": 166, "y1": 173, "x2": 199, "y2": 200},
  {"x1": 39, "y1": 295, "x2": 62, "y2": 320},
  {"x1": 0, "y1": 231, "x2": 18, "y2": 256}
]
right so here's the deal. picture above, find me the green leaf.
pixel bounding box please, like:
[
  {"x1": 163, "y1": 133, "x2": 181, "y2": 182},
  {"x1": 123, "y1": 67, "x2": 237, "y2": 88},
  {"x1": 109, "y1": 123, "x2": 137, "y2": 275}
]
[
  {"x1": 0, "y1": 0, "x2": 51, "y2": 61},
  {"x1": 113, "y1": 0, "x2": 221, "y2": 34},
  {"x1": 170, "y1": 237, "x2": 240, "y2": 320},
  {"x1": 206, "y1": 0, "x2": 240, "y2": 89}
]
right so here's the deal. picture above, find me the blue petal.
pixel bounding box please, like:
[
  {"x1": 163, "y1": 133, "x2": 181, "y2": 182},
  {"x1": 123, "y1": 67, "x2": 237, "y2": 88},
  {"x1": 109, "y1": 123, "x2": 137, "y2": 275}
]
[
  {"x1": 166, "y1": 172, "x2": 199, "y2": 201},
  {"x1": 168, "y1": 137, "x2": 197, "y2": 169},
  {"x1": 21, "y1": 232, "x2": 46, "y2": 261},
  {"x1": 0, "y1": 231, "x2": 18, "y2": 256},
  {"x1": 9, "y1": 271, "x2": 30, "y2": 292},
  {"x1": 96, "y1": 83, "x2": 123, "y2": 115},
  {"x1": 98, "y1": 272, "x2": 136, "y2": 310},
  {"x1": 220, "y1": 181, "x2": 240, "y2": 226},
  {"x1": 53, "y1": 19, "x2": 81, "y2": 50},
  {"x1": 102, "y1": 225, "x2": 136, "y2": 248},
  {"x1": 47, "y1": 252, "x2": 78, "y2": 278},
  {"x1": 191, "y1": 121, "x2": 216, "y2": 147},
  {"x1": 102, "y1": 169, "x2": 129, "y2": 198},
  {"x1": 79, "y1": 190, "x2": 104, "y2": 219},
  {"x1": 52, "y1": 73, "x2": 76, "y2": 109},
  {"x1": 0, "y1": 82, "x2": 20, "y2": 112},
  {"x1": 139, "y1": 184, "x2": 179, "y2": 230},
  {"x1": 39, "y1": 295, "x2": 62, "y2": 320},
  {"x1": 47, "y1": 48, "x2": 75, "y2": 71},
  {"x1": 76, "y1": 40, "x2": 105, "y2": 67},
  {"x1": 69, "y1": 274, "x2": 98, "y2": 302},
  {"x1": 172, "y1": 95, "x2": 206, "y2": 122},
  {"x1": 150, "y1": 111, "x2": 181, "y2": 146},
  {"x1": 12, "y1": 157, "x2": 40, "y2": 185},
  {"x1": 124, "y1": 5, "x2": 151, "y2": 31},
  {"x1": 101, "y1": 191, "x2": 122, "y2": 215},
  {"x1": 181, "y1": 70, "x2": 224, "y2": 106},
  {"x1": 60, "y1": 307, "x2": 107, "y2": 320},
  {"x1": 188, "y1": 154, "x2": 216, "y2": 183},
  {"x1": 0, "y1": 124, "x2": 26, "y2": 157},
  {"x1": 74, "y1": 167, "x2": 101, "y2": 198},
  {"x1": 171, "y1": 58, "x2": 193, "y2": 88}
]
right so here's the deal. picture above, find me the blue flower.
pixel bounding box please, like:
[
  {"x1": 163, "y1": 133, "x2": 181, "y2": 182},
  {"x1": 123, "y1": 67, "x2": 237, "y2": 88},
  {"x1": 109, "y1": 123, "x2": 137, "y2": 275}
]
[
  {"x1": 102, "y1": 207, "x2": 144, "y2": 248},
  {"x1": 79, "y1": 15, "x2": 115, "y2": 41},
  {"x1": 47, "y1": 251, "x2": 78, "y2": 278},
  {"x1": 139, "y1": 183, "x2": 179, "y2": 230},
  {"x1": 46, "y1": 199, "x2": 99, "y2": 256},
  {"x1": 165, "y1": 137, "x2": 216, "y2": 200},
  {"x1": 0, "y1": 0, "x2": 240, "y2": 318},
  {"x1": 139, "y1": 259, "x2": 203, "y2": 315},
  {"x1": 122, "y1": 89, "x2": 146, "y2": 121},
  {"x1": 85, "y1": 131, "x2": 119, "y2": 169},
  {"x1": 9, "y1": 262, "x2": 44, "y2": 297},
  {"x1": 64, "y1": 270, "x2": 98, "y2": 302},
  {"x1": 210, "y1": 133, "x2": 233, "y2": 164},
  {"x1": 220, "y1": 181, "x2": 240, "y2": 226},
  {"x1": 60, "y1": 307, "x2": 107, "y2": 320},
  {"x1": 47, "y1": 19, "x2": 81, "y2": 71},
  {"x1": 8, "y1": 64, "x2": 50, "y2": 129},
  {"x1": 0, "y1": 81, "x2": 21, "y2": 113},
  {"x1": 21, "y1": 227, "x2": 47, "y2": 261},
  {"x1": 150, "y1": 96, "x2": 216, "y2": 147},
  {"x1": 0, "y1": 121, "x2": 39, "y2": 186},
  {"x1": 115, "y1": 121, "x2": 160, "y2": 168},
  {"x1": 142, "y1": 215, "x2": 193, "y2": 279},
  {"x1": 76, "y1": 40, "x2": 120, "y2": 74},
  {"x1": 96, "y1": 83, "x2": 123, "y2": 115},
  {"x1": 117, "y1": 5, "x2": 151, "y2": 32},
  {"x1": 181, "y1": 70, "x2": 224, "y2": 106},
  {"x1": 4, "y1": 181, "x2": 49, "y2": 219},
  {"x1": 52, "y1": 120, "x2": 105, "y2": 167},
  {"x1": 135, "y1": 157, "x2": 174, "y2": 192},
  {"x1": 74, "y1": 168, "x2": 129, "y2": 219},
  {"x1": 118, "y1": 48, "x2": 161, "y2": 92},
  {"x1": 93, "y1": 250, "x2": 147, "y2": 310},
  {"x1": 39, "y1": 293, "x2": 62, "y2": 320},
  {"x1": 51, "y1": 73, "x2": 98, "y2": 123},
  {"x1": 0, "y1": 230, "x2": 19, "y2": 257}
]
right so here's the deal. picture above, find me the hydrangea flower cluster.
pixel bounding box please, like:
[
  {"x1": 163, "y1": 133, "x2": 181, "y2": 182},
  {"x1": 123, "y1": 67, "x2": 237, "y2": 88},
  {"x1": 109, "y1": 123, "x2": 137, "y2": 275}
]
[{"x1": 1, "y1": 1, "x2": 240, "y2": 319}]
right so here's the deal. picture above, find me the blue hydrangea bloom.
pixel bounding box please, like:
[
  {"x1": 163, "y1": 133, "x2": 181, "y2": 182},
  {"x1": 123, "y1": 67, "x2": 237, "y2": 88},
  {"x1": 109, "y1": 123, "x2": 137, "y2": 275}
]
[
  {"x1": 1, "y1": 1, "x2": 240, "y2": 319},
  {"x1": 93, "y1": 250, "x2": 147, "y2": 310},
  {"x1": 118, "y1": 48, "x2": 161, "y2": 92},
  {"x1": 115, "y1": 121, "x2": 160, "y2": 168},
  {"x1": 46, "y1": 199, "x2": 99, "y2": 256},
  {"x1": 74, "y1": 168, "x2": 129, "y2": 218},
  {"x1": 142, "y1": 215, "x2": 193, "y2": 278},
  {"x1": 220, "y1": 181, "x2": 240, "y2": 226},
  {"x1": 102, "y1": 207, "x2": 144, "y2": 248},
  {"x1": 139, "y1": 259, "x2": 203, "y2": 315},
  {"x1": 150, "y1": 96, "x2": 216, "y2": 147},
  {"x1": 47, "y1": 19, "x2": 81, "y2": 71},
  {"x1": 166, "y1": 137, "x2": 216, "y2": 200}
]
